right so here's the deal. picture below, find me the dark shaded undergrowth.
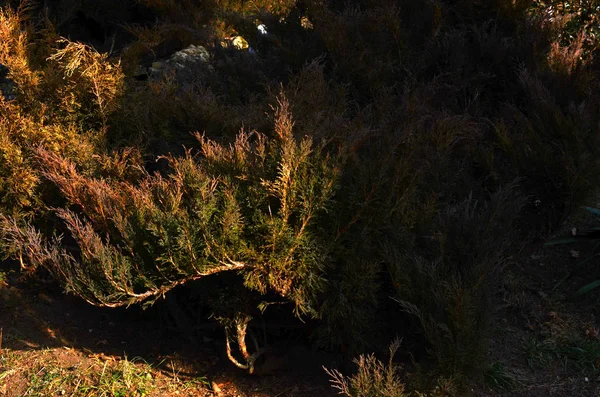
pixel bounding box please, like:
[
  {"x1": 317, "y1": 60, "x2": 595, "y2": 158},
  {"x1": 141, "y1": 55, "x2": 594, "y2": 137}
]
[{"x1": 0, "y1": 0, "x2": 599, "y2": 394}]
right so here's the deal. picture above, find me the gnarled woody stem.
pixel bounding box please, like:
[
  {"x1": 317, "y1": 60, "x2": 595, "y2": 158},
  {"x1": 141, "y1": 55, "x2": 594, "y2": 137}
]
[{"x1": 224, "y1": 315, "x2": 263, "y2": 374}]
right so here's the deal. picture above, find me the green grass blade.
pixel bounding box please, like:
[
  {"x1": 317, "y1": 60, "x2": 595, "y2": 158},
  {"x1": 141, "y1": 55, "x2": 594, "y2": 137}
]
[
  {"x1": 573, "y1": 280, "x2": 600, "y2": 297},
  {"x1": 584, "y1": 207, "x2": 600, "y2": 217}
]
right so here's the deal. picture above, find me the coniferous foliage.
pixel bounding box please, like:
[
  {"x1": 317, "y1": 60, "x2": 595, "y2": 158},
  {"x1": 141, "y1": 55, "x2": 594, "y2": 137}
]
[
  {"x1": 1, "y1": 0, "x2": 600, "y2": 390},
  {"x1": 1, "y1": 92, "x2": 339, "y2": 370},
  {"x1": 0, "y1": 6, "x2": 122, "y2": 222},
  {"x1": 4, "y1": 94, "x2": 338, "y2": 308}
]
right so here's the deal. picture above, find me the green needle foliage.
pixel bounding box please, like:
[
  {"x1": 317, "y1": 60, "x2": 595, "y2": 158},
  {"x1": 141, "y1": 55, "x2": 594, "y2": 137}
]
[
  {"x1": 1, "y1": 0, "x2": 600, "y2": 388},
  {"x1": 3, "y1": 94, "x2": 339, "y2": 318}
]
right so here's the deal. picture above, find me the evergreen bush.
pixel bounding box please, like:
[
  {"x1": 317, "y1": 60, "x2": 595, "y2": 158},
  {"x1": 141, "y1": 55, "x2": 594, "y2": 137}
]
[{"x1": 0, "y1": 0, "x2": 599, "y2": 388}]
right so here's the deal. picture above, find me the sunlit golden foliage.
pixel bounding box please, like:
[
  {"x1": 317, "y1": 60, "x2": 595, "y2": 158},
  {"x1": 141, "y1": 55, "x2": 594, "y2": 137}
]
[
  {"x1": 4, "y1": 94, "x2": 338, "y2": 317},
  {"x1": 1, "y1": 0, "x2": 599, "y2": 389},
  {"x1": 0, "y1": 5, "x2": 123, "y2": 218},
  {"x1": 547, "y1": 31, "x2": 587, "y2": 73},
  {"x1": 325, "y1": 339, "x2": 407, "y2": 397},
  {"x1": 47, "y1": 39, "x2": 124, "y2": 127},
  {"x1": 0, "y1": 4, "x2": 39, "y2": 97}
]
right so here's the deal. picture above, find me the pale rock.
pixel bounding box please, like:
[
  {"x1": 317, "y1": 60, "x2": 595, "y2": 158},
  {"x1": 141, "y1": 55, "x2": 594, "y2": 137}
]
[
  {"x1": 167, "y1": 44, "x2": 211, "y2": 70},
  {"x1": 147, "y1": 44, "x2": 213, "y2": 83},
  {"x1": 232, "y1": 36, "x2": 249, "y2": 50}
]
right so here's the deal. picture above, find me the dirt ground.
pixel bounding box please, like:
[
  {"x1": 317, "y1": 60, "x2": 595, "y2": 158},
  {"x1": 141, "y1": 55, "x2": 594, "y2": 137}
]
[
  {"x1": 0, "y1": 272, "x2": 338, "y2": 396},
  {"x1": 483, "y1": 207, "x2": 600, "y2": 397},
  {"x1": 3, "y1": 208, "x2": 600, "y2": 396}
]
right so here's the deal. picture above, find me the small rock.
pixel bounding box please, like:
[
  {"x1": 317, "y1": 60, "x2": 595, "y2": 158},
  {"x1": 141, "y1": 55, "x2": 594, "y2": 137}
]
[
  {"x1": 146, "y1": 44, "x2": 214, "y2": 84},
  {"x1": 167, "y1": 45, "x2": 210, "y2": 69},
  {"x1": 232, "y1": 36, "x2": 249, "y2": 50},
  {"x1": 570, "y1": 250, "x2": 580, "y2": 258}
]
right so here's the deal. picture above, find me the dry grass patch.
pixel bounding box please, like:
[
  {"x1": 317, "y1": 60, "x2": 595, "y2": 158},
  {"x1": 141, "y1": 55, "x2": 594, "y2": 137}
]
[{"x1": 0, "y1": 347, "x2": 211, "y2": 396}]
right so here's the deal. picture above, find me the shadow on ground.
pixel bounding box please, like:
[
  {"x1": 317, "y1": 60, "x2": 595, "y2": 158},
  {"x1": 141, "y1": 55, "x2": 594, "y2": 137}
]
[{"x1": 0, "y1": 262, "x2": 338, "y2": 396}]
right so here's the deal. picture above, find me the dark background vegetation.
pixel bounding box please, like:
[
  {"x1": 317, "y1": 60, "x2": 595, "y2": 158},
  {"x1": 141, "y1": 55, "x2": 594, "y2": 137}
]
[{"x1": 0, "y1": 0, "x2": 599, "y2": 394}]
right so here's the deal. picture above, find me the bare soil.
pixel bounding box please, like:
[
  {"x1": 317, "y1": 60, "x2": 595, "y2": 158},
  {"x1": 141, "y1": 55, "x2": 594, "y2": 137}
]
[
  {"x1": 482, "y1": 207, "x2": 600, "y2": 397},
  {"x1": 3, "y1": 209, "x2": 600, "y2": 396},
  {"x1": 0, "y1": 271, "x2": 338, "y2": 396}
]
